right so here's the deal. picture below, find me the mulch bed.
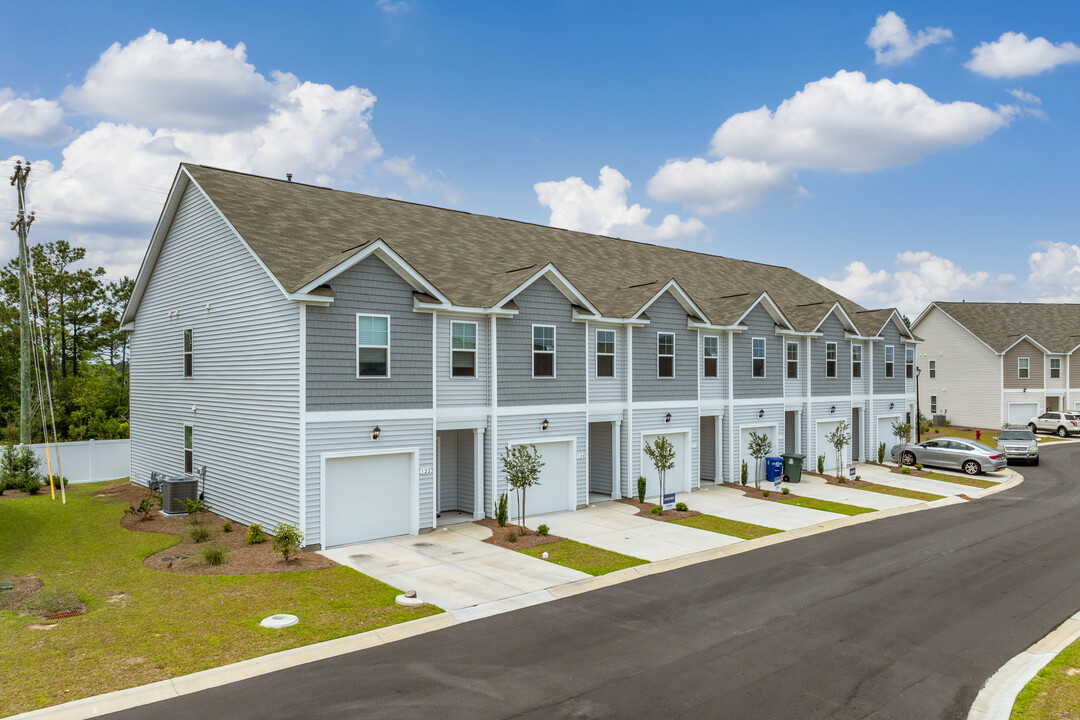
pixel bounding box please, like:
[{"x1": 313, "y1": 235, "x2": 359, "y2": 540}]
[
  {"x1": 887, "y1": 466, "x2": 931, "y2": 478},
  {"x1": 474, "y1": 518, "x2": 562, "y2": 550},
  {"x1": 720, "y1": 482, "x2": 797, "y2": 503},
  {"x1": 97, "y1": 483, "x2": 336, "y2": 576},
  {"x1": 615, "y1": 497, "x2": 701, "y2": 522},
  {"x1": 819, "y1": 474, "x2": 874, "y2": 489}
]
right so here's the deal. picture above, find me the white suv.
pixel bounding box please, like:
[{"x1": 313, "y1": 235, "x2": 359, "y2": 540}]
[{"x1": 1028, "y1": 411, "x2": 1080, "y2": 437}]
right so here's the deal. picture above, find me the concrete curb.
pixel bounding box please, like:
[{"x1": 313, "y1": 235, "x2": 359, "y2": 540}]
[
  {"x1": 11, "y1": 468, "x2": 1025, "y2": 720},
  {"x1": 968, "y1": 610, "x2": 1080, "y2": 720}
]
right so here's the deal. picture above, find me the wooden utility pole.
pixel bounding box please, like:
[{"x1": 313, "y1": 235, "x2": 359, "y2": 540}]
[{"x1": 10, "y1": 160, "x2": 34, "y2": 445}]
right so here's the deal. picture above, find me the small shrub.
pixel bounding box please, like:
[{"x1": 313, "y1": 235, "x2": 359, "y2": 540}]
[
  {"x1": 781, "y1": 487, "x2": 790, "y2": 495},
  {"x1": 901, "y1": 467, "x2": 912, "y2": 475},
  {"x1": 762, "y1": 490, "x2": 770, "y2": 497},
  {"x1": 838, "y1": 478, "x2": 846, "y2": 484},
  {"x1": 741, "y1": 461, "x2": 748, "y2": 486},
  {"x1": 272, "y1": 522, "x2": 304, "y2": 562},
  {"x1": 506, "y1": 530, "x2": 518, "y2": 543},
  {"x1": 182, "y1": 497, "x2": 209, "y2": 516},
  {"x1": 915, "y1": 464, "x2": 923, "y2": 471},
  {"x1": 222, "y1": 520, "x2": 233, "y2": 533},
  {"x1": 1, "y1": 443, "x2": 43, "y2": 493},
  {"x1": 855, "y1": 475, "x2": 861, "y2": 482},
  {"x1": 496, "y1": 493, "x2": 509, "y2": 527},
  {"x1": 125, "y1": 497, "x2": 157, "y2": 521},
  {"x1": 24, "y1": 587, "x2": 83, "y2": 618},
  {"x1": 878, "y1": 442, "x2": 886, "y2": 464},
  {"x1": 817, "y1": 455, "x2": 825, "y2": 474},
  {"x1": 675, "y1": 502, "x2": 688, "y2": 512},
  {"x1": 22, "y1": 475, "x2": 43, "y2": 495},
  {"x1": 537, "y1": 524, "x2": 549, "y2": 536},
  {"x1": 246, "y1": 523, "x2": 267, "y2": 544},
  {"x1": 199, "y1": 545, "x2": 229, "y2": 566},
  {"x1": 651, "y1": 505, "x2": 663, "y2": 515},
  {"x1": 188, "y1": 524, "x2": 212, "y2": 543},
  {"x1": 637, "y1": 476, "x2": 647, "y2": 503}
]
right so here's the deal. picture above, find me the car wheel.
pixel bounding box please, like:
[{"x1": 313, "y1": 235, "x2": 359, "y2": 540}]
[
  {"x1": 1058, "y1": 426, "x2": 1069, "y2": 438},
  {"x1": 901, "y1": 451, "x2": 916, "y2": 466},
  {"x1": 1031, "y1": 458, "x2": 1040, "y2": 466},
  {"x1": 1028, "y1": 423, "x2": 1038, "y2": 434},
  {"x1": 962, "y1": 460, "x2": 981, "y2": 475}
]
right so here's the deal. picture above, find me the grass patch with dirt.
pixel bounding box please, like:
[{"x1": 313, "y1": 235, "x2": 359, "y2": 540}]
[
  {"x1": 672, "y1": 514, "x2": 783, "y2": 540},
  {"x1": 778, "y1": 496, "x2": 876, "y2": 516},
  {"x1": 922, "y1": 472, "x2": 997, "y2": 489},
  {"x1": 926, "y1": 425, "x2": 1065, "y2": 445},
  {"x1": 518, "y1": 539, "x2": 647, "y2": 576},
  {"x1": 859, "y1": 484, "x2": 945, "y2": 502},
  {"x1": 0, "y1": 480, "x2": 440, "y2": 715},
  {"x1": 1011, "y1": 634, "x2": 1080, "y2": 719}
]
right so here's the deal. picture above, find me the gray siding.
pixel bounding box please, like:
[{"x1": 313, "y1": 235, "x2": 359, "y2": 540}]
[
  {"x1": 497, "y1": 277, "x2": 586, "y2": 406},
  {"x1": 733, "y1": 304, "x2": 784, "y2": 399},
  {"x1": 699, "y1": 333, "x2": 728, "y2": 400},
  {"x1": 436, "y1": 312, "x2": 489, "y2": 407},
  {"x1": 632, "y1": 292, "x2": 697, "y2": 402},
  {"x1": 587, "y1": 322, "x2": 626, "y2": 404},
  {"x1": 851, "y1": 340, "x2": 871, "y2": 397},
  {"x1": 873, "y1": 324, "x2": 906, "y2": 394},
  {"x1": 783, "y1": 337, "x2": 806, "y2": 399},
  {"x1": 437, "y1": 429, "x2": 475, "y2": 514},
  {"x1": 306, "y1": 255, "x2": 433, "y2": 411},
  {"x1": 811, "y1": 313, "x2": 850, "y2": 397},
  {"x1": 129, "y1": 182, "x2": 301, "y2": 531},
  {"x1": 588, "y1": 421, "x2": 613, "y2": 494}
]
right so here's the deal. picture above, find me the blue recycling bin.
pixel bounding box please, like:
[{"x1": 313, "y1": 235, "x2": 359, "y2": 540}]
[{"x1": 765, "y1": 456, "x2": 784, "y2": 483}]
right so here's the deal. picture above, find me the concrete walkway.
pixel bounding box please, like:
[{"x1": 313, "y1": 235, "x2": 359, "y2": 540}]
[{"x1": 674, "y1": 484, "x2": 844, "y2": 530}]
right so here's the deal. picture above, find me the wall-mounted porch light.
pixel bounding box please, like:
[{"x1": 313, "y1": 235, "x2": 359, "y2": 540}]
[
  {"x1": 830, "y1": 405, "x2": 836, "y2": 414},
  {"x1": 664, "y1": 413, "x2": 672, "y2": 423},
  {"x1": 371, "y1": 426, "x2": 381, "y2": 441},
  {"x1": 541, "y1": 418, "x2": 549, "y2": 431},
  {"x1": 758, "y1": 409, "x2": 765, "y2": 418}
]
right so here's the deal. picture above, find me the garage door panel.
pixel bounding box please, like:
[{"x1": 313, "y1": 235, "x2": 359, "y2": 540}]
[
  {"x1": 1009, "y1": 403, "x2": 1038, "y2": 426},
  {"x1": 739, "y1": 426, "x2": 776, "y2": 482},
  {"x1": 508, "y1": 441, "x2": 572, "y2": 518},
  {"x1": 878, "y1": 418, "x2": 902, "y2": 458},
  {"x1": 641, "y1": 432, "x2": 688, "y2": 499},
  {"x1": 816, "y1": 421, "x2": 844, "y2": 472},
  {"x1": 325, "y1": 453, "x2": 412, "y2": 547}
]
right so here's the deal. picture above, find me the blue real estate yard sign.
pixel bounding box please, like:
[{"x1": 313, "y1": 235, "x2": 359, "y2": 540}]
[{"x1": 663, "y1": 492, "x2": 676, "y2": 511}]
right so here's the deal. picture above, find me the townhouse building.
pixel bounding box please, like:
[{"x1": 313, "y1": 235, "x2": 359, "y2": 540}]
[{"x1": 123, "y1": 165, "x2": 918, "y2": 548}]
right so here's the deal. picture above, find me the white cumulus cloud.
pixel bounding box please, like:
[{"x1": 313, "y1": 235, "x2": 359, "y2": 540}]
[
  {"x1": 382, "y1": 155, "x2": 458, "y2": 204},
  {"x1": 966, "y1": 32, "x2": 1080, "y2": 78},
  {"x1": 1027, "y1": 242, "x2": 1080, "y2": 302},
  {"x1": 0, "y1": 89, "x2": 72, "y2": 146},
  {"x1": 535, "y1": 166, "x2": 706, "y2": 243},
  {"x1": 867, "y1": 11, "x2": 953, "y2": 65},
  {"x1": 646, "y1": 157, "x2": 807, "y2": 215}
]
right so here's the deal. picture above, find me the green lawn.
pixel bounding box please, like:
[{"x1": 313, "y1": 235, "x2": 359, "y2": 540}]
[
  {"x1": 518, "y1": 539, "x2": 647, "y2": 576},
  {"x1": 0, "y1": 481, "x2": 440, "y2": 715},
  {"x1": 860, "y1": 484, "x2": 945, "y2": 502},
  {"x1": 779, "y1": 496, "x2": 876, "y2": 516},
  {"x1": 1011, "y1": 635, "x2": 1080, "y2": 719},
  {"x1": 672, "y1": 514, "x2": 783, "y2": 540},
  {"x1": 922, "y1": 471, "x2": 997, "y2": 489},
  {"x1": 925, "y1": 426, "x2": 1065, "y2": 445}
]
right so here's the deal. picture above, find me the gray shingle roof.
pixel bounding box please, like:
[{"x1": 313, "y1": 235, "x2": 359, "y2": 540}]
[
  {"x1": 930, "y1": 302, "x2": 1080, "y2": 353},
  {"x1": 183, "y1": 164, "x2": 902, "y2": 333}
]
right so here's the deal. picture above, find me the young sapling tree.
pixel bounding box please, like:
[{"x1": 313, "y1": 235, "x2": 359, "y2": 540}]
[{"x1": 501, "y1": 444, "x2": 544, "y2": 533}]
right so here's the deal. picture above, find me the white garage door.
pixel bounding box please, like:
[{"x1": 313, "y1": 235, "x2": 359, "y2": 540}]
[
  {"x1": 1009, "y1": 402, "x2": 1038, "y2": 426},
  {"x1": 641, "y1": 432, "x2": 689, "y2": 499},
  {"x1": 816, "y1": 420, "x2": 845, "y2": 472},
  {"x1": 878, "y1": 417, "x2": 903, "y2": 459},
  {"x1": 324, "y1": 453, "x2": 413, "y2": 547},
  {"x1": 508, "y1": 440, "x2": 573, "y2": 518},
  {"x1": 739, "y1": 426, "x2": 776, "y2": 484}
]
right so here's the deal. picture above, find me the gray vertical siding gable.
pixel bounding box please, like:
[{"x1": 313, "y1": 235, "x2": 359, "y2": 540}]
[
  {"x1": 732, "y1": 304, "x2": 783, "y2": 399},
  {"x1": 632, "y1": 292, "x2": 697, "y2": 402}
]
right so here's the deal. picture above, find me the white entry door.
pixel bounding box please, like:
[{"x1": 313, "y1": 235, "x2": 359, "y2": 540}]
[
  {"x1": 1009, "y1": 402, "x2": 1038, "y2": 427},
  {"x1": 816, "y1": 420, "x2": 845, "y2": 472},
  {"x1": 641, "y1": 431, "x2": 689, "y2": 499},
  {"x1": 324, "y1": 452, "x2": 413, "y2": 547},
  {"x1": 508, "y1": 440, "x2": 574, "y2": 518}
]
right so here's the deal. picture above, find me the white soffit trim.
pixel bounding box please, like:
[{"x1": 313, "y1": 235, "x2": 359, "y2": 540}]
[
  {"x1": 494, "y1": 262, "x2": 601, "y2": 316},
  {"x1": 632, "y1": 279, "x2": 711, "y2": 325},
  {"x1": 295, "y1": 238, "x2": 450, "y2": 304},
  {"x1": 1001, "y1": 334, "x2": 1052, "y2": 355},
  {"x1": 733, "y1": 291, "x2": 794, "y2": 331},
  {"x1": 812, "y1": 301, "x2": 859, "y2": 335}
]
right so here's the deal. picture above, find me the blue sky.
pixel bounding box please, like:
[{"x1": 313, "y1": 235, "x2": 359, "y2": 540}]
[{"x1": 2, "y1": 1, "x2": 1078, "y2": 315}]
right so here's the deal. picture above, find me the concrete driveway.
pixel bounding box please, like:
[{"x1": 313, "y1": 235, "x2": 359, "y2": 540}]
[
  {"x1": 675, "y1": 484, "x2": 847, "y2": 530},
  {"x1": 319, "y1": 522, "x2": 588, "y2": 615}
]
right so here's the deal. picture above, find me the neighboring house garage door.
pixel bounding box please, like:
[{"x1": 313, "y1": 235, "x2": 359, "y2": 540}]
[
  {"x1": 509, "y1": 440, "x2": 573, "y2": 518},
  {"x1": 641, "y1": 431, "x2": 690, "y2": 499},
  {"x1": 878, "y1": 417, "x2": 902, "y2": 459},
  {"x1": 740, "y1": 426, "x2": 776, "y2": 484},
  {"x1": 1009, "y1": 402, "x2": 1038, "y2": 427},
  {"x1": 816, "y1": 420, "x2": 845, "y2": 472},
  {"x1": 324, "y1": 453, "x2": 413, "y2": 547}
]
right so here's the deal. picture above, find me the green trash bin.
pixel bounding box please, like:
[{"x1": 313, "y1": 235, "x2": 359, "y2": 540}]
[{"x1": 781, "y1": 453, "x2": 805, "y2": 483}]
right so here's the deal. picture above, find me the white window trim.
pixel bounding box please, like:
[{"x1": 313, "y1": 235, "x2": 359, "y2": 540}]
[
  {"x1": 786, "y1": 341, "x2": 798, "y2": 380},
  {"x1": 449, "y1": 320, "x2": 478, "y2": 379},
  {"x1": 595, "y1": 328, "x2": 616, "y2": 379},
  {"x1": 532, "y1": 323, "x2": 557, "y2": 379},
  {"x1": 884, "y1": 345, "x2": 895, "y2": 378},
  {"x1": 183, "y1": 423, "x2": 193, "y2": 475},
  {"x1": 657, "y1": 331, "x2": 676, "y2": 379},
  {"x1": 703, "y1": 335, "x2": 720, "y2": 378},
  {"x1": 929, "y1": 359, "x2": 936, "y2": 379},
  {"x1": 183, "y1": 328, "x2": 193, "y2": 379},
  {"x1": 906, "y1": 347, "x2": 915, "y2": 379},
  {"x1": 826, "y1": 341, "x2": 837, "y2": 379},
  {"x1": 1050, "y1": 358, "x2": 1061, "y2": 379},
  {"x1": 752, "y1": 337, "x2": 766, "y2": 379},
  {"x1": 930, "y1": 396, "x2": 938, "y2": 414},
  {"x1": 851, "y1": 344, "x2": 862, "y2": 378},
  {"x1": 1018, "y1": 356, "x2": 1030, "y2": 380},
  {"x1": 356, "y1": 313, "x2": 391, "y2": 379}
]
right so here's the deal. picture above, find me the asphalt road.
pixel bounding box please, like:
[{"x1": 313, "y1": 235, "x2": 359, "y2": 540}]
[{"x1": 106, "y1": 445, "x2": 1080, "y2": 720}]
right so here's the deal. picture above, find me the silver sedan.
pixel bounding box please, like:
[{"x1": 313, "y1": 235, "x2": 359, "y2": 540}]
[{"x1": 890, "y1": 438, "x2": 1007, "y2": 475}]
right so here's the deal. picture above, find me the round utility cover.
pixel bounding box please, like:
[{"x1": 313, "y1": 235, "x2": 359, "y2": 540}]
[
  {"x1": 259, "y1": 613, "x2": 299, "y2": 629},
  {"x1": 396, "y1": 593, "x2": 425, "y2": 607}
]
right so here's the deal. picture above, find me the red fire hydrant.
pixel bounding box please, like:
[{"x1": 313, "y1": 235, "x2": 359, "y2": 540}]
[{"x1": 976, "y1": 428, "x2": 982, "y2": 442}]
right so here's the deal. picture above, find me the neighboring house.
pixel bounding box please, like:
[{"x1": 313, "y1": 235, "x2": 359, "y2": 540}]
[
  {"x1": 123, "y1": 164, "x2": 918, "y2": 548},
  {"x1": 912, "y1": 301, "x2": 1080, "y2": 429}
]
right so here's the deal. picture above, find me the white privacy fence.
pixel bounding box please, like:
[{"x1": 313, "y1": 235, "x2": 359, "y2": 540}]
[{"x1": 29, "y1": 439, "x2": 130, "y2": 484}]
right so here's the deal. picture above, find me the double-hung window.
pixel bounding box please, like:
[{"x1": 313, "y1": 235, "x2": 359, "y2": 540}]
[
  {"x1": 183, "y1": 425, "x2": 193, "y2": 474},
  {"x1": 1050, "y1": 358, "x2": 1061, "y2": 379},
  {"x1": 450, "y1": 321, "x2": 477, "y2": 377},
  {"x1": 183, "y1": 329, "x2": 193, "y2": 378},
  {"x1": 786, "y1": 341, "x2": 798, "y2": 379},
  {"x1": 906, "y1": 347, "x2": 915, "y2": 379},
  {"x1": 884, "y1": 346, "x2": 895, "y2": 378},
  {"x1": 825, "y1": 342, "x2": 837, "y2": 378},
  {"x1": 657, "y1": 333, "x2": 675, "y2": 378},
  {"x1": 929, "y1": 360, "x2": 936, "y2": 379},
  {"x1": 1018, "y1": 357, "x2": 1029, "y2": 380},
  {"x1": 533, "y1": 325, "x2": 556, "y2": 377},
  {"x1": 703, "y1": 336, "x2": 719, "y2": 378},
  {"x1": 752, "y1": 338, "x2": 766, "y2": 378},
  {"x1": 356, "y1": 314, "x2": 390, "y2": 377},
  {"x1": 596, "y1": 329, "x2": 615, "y2": 378},
  {"x1": 930, "y1": 395, "x2": 938, "y2": 414},
  {"x1": 851, "y1": 345, "x2": 862, "y2": 378}
]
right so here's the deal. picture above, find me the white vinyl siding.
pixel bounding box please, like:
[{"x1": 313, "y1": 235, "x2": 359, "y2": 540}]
[
  {"x1": 928, "y1": 359, "x2": 936, "y2": 378},
  {"x1": 930, "y1": 395, "x2": 937, "y2": 414},
  {"x1": 183, "y1": 329, "x2": 193, "y2": 378},
  {"x1": 183, "y1": 424, "x2": 193, "y2": 474},
  {"x1": 356, "y1": 314, "x2": 390, "y2": 378}
]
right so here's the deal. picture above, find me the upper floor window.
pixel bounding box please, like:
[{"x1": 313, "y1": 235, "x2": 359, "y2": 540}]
[
  {"x1": 906, "y1": 347, "x2": 915, "y2": 379},
  {"x1": 183, "y1": 425, "x2": 193, "y2": 474},
  {"x1": 450, "y1": 321, "x2": 477, "y2": 378},
  {"x1": 930, "y1": 395, "x2": 937, "y2": 414},
  {"x1": 752, "y1": 338, "x2": 766, "y2": 378},
  {"x1": 533, "y1": 325, "x2": 556, "y2": 378},
  {"x1": 1050, "y1": 358, "x2": 1061, "y2": 379},
  {"x1": 356, "y1": 314, "x2": 390, "y2": 377},
  {"x1": 786, "y1": 342, "x2": 798, "y2": 379},
  {"x1": 825, "y1": 342, "x2": 837, "y2": 378},
  {"x1": 1018, "y1": 357, "x2": 1029, "y2": 380},
  {"x1": 183, "y1": 329, "x2": 193, "y2": 377},
  {"x1": 657, "y1": 333, "x2": 675, "y2": 378},
  {"x1": 929, "y1": 360, "x2": 936, "y2": 378},
  {"x1": 596, "y1": 329, "x2": 615, "y2": 378},
  {"x1": 703, "y1": 336, "x2": 719, "y2": 378},
  {"x1": 884, "y1": 346, "x2": 894, "y2": 378},
  {"x1": 851, "y1": 345, "x2": 862, "y2": 379}
]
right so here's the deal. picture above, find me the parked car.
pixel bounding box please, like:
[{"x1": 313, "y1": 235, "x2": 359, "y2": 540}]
[
  {"x1": 1027, "y1": 411, "x2": 1080, "y2": 438},
  {"x1": 891, "y1": 438, "x2": 1006, "y2": 475},
  {"x1": 993, "y1": 426, "x2": 1040, "y2": 466}
]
